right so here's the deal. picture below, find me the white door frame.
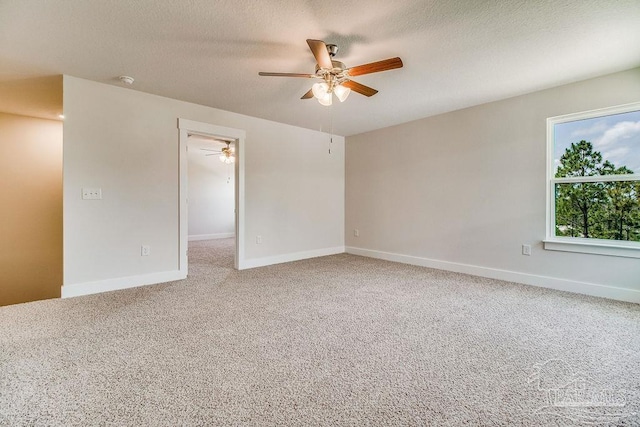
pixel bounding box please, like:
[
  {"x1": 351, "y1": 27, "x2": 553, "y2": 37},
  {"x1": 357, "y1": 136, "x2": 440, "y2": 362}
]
[{"x1": 177, "y1": 118, "x2": 246, "y2": 273}]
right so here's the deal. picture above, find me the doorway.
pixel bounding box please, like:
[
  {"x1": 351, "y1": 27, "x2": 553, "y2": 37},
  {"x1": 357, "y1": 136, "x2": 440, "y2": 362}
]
[
  {"x1": 186, "y1": 134, "x2": 236, "y2": 269},
  {"x1": 177, "y1": 119, "x2": 245, "y2": 275}
]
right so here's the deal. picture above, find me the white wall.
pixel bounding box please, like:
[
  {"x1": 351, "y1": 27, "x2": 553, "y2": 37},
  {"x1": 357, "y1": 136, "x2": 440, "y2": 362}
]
[
  {"x1": 346, "y1": 67, "x2": 640, "y2": 302},
  {"x1": 63, "y1": 76, "x2": 344, "y2": 291},
  {"x1": 187, "y1": 140, "x2": 235, "y2": 240}
]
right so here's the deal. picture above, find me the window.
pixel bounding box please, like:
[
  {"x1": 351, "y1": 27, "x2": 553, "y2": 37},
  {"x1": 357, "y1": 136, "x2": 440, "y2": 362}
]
[{"x1": 545, "y1": 102, "x2": 640, "y2": 258}]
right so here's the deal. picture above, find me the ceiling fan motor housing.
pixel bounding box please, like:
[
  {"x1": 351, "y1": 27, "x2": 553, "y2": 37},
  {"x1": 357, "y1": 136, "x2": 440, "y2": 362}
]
[{"x1": 315, "y1": 60, "x2": 346, "y2": 73}]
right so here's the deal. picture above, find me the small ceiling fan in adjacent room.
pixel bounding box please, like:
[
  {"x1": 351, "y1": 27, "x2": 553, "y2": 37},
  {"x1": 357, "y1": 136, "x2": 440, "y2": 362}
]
[
  {"x1": 199, "y1": 141, "x2": 235, "y2": 164},
  {"x1": 259, "y1": 39, "x2": 403, "y2": 106}
]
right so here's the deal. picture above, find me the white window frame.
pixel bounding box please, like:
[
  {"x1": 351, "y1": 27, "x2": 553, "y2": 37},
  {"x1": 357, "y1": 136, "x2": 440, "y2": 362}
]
[{"x1": 544, "y1": 101, "x2": 640, "y2": 259}]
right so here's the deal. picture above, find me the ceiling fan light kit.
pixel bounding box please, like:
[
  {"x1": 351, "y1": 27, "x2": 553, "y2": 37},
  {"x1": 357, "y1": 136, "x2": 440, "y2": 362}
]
[
  {"x1": 199, "y1": 140, "x2": 235, "y2": 163},
  {"x1": 312, "y1": 82, "x2": 332, "y2": 105},
  {"x1": 311, "y1": 81, "x2": 350, "y2": 105},
  {"x1": 219, "y1": 146, "x2": 235, "y2": 164},
  {"x1": 259, "y1": 39, "x2": 403, "y2": 106}
]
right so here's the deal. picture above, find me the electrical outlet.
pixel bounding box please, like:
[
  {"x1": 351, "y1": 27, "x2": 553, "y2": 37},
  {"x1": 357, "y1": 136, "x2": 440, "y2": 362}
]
[
  {"x1": 141, "y1": 245, "x2": 151, "y2": 256},
  {"x1": 256, "y1": 235, "x2": 262, "y2": 244},
  {"x1": 522, "y1": 244, "x2": 531, "y2": 256},
  {"x1": 82, "y1": 188, "x2": 102, "y2": 200},
  {"x1": 354, "y1": 229, "x2": 360, "y2": 237}
]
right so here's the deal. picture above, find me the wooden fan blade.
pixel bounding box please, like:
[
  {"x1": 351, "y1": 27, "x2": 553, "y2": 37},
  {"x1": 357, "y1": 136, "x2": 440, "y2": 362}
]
[
  {"x1": 342, "y1": 80, "x2": 378, "y2": 97},
  {"x1": 306, "y1": 39, "x2": 333, "y2": 69},
  {"x1": 258, "y1": 72, "x2": 315, "y2": 78},
  {"x1": 347, "y1": 57, "x2": 403, "y2": 77},
  {"x1": 301, "y1": 89, "x2": 314, "y2": 99}
]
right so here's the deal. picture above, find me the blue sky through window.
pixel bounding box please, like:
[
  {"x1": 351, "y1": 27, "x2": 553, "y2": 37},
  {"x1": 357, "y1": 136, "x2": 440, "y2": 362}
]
[{"x1": 554, "y1": 110, "x2": 640, "y2": 174}]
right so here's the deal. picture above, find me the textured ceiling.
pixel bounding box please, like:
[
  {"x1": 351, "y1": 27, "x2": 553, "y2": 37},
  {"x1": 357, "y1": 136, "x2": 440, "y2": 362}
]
[{"x1": 1, "y1": 0, "x2": 639, "y2": 135}]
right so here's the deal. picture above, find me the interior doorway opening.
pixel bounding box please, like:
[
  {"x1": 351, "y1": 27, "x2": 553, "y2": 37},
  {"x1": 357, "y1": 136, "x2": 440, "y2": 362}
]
[
  {"x1": 186, "y1": 133, "x2": 236, "y2": 269},
  {"x1": 177, "y1": 119, "x2": 245, "y2": 275}
]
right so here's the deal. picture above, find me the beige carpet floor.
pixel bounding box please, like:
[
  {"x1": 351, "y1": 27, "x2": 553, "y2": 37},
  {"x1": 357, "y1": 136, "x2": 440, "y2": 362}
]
[{"x1": 1, "y1": 238, "x2": 639, "y2": 426}]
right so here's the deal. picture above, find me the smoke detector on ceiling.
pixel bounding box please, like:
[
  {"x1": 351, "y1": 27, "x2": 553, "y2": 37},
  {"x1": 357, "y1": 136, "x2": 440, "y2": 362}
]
[{"x1": 119, "y1": 75, "x2": 135, "y2": 85}]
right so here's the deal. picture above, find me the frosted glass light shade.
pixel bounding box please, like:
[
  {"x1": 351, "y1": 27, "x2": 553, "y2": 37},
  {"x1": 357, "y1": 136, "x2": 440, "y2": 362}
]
[
  {"x1": 334, "y1": 85, "x2": 351, "y2": 102},
  {"x1": 318, "y1": 92, "x2": 332, "y2": 106},
  {"x1": 312, "y1": 82, "x2": 329, "y2": 99},
  {"x1": 219, "y1": 154, "x2": 235, "y2": 164}
]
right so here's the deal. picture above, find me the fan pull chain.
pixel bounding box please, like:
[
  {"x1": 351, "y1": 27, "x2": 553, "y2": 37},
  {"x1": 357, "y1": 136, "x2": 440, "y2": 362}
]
[{"x1": 329, "y1": 104, "x2": 333, "y2": 155}]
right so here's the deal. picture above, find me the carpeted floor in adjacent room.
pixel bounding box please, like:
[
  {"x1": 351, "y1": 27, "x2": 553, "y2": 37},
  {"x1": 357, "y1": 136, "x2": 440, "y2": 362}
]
[{"x1": 1, "y1": 238, "x2": 639, "y2": 426}]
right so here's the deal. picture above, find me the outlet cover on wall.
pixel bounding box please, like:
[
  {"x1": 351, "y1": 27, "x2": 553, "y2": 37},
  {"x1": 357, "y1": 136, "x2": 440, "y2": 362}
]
[
  {"x1": 82, "y1": 188, "x2": 102, "y2": 200},
  {"x1": 141, "y1": 245, "x2": 151, "y2": 256},
  {"x1": 256, "y1": 235, "x2": 262, "y2": 244},
  {"x1": 354, "y1": 229, "x2": 360, "y2": 237},
  {"x1": 522, "y1": 244, "x2": 531, "y2": 256}
]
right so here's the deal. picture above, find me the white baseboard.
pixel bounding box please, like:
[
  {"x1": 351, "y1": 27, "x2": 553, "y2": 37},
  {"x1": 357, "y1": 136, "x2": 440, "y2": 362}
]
[
  {"x1": 346, "y1": 246, "x2": 640, "y2": 304},
  {"x1": 61, "y1": 270, "x2": 186, "y2": 298},
  {"x1": 188, "y1": 233, "x2": 235, "y2": 241},
  {"x1": 240, "y1": 246, "x2": 345, "y2": 270}
]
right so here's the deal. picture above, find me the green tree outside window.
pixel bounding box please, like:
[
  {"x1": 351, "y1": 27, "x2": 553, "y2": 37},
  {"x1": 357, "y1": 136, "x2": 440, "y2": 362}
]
[{"x1": 555, "y1": 140, "x2": 640, "y2": 242}]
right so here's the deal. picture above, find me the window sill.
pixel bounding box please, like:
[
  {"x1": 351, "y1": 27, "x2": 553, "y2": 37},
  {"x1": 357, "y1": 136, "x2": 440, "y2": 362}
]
[{"x1": 544, "y1": 238, "x2": 640, "y2": 259}]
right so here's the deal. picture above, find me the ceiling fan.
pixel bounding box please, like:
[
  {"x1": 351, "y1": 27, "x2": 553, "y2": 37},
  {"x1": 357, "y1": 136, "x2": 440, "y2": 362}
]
[
  {"x1": 200, "y1": 141, "x2": 235, "y2": 164},
  {"x1": 258, "y1": 39, "x2": 403, "y2": 106}
]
